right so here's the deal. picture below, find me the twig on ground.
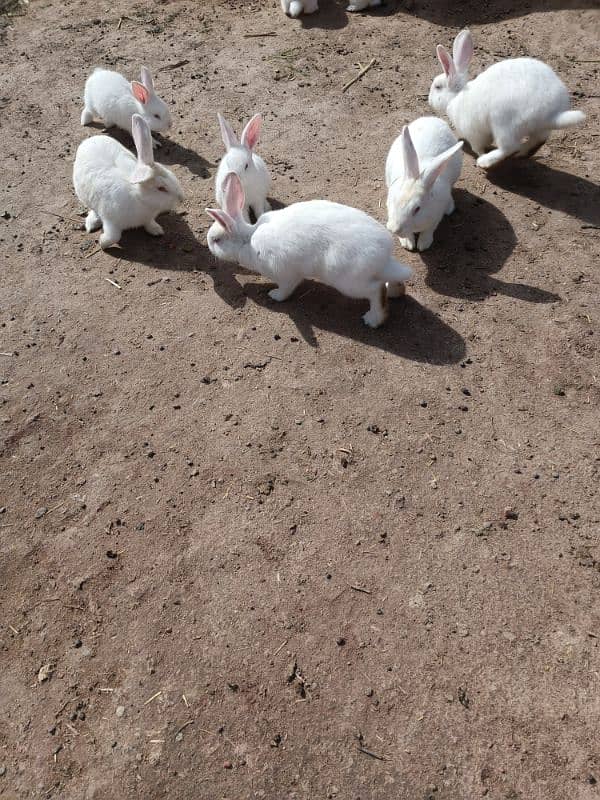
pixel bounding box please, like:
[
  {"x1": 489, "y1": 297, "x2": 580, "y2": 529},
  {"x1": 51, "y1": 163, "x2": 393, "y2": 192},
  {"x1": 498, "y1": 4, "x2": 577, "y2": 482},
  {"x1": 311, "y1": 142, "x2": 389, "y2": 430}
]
[
  {"x1": 159, "y1": 59, "x2": 190, "y2": 71},
  {"x1": 357, "y1": 746, "x2": 388, "y2": 761},
  {"x1": 342, "y1": 58, "x2": 376, "y2": 93},
  {"x1": 244, "y1": 31, "x2": 276, "y2": 38}
]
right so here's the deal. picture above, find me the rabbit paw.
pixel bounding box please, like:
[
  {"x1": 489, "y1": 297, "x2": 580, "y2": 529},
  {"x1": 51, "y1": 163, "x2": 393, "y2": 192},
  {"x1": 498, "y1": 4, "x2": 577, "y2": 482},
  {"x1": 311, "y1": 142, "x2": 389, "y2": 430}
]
[
  {"x1": 81, "y1": 108, "x2": 94, "y2": 126},
  {"x1": 85, "y1": 210, "x2": 102, "y2": 233},
  {"x1": 269, "y1": 286, "x2": 292, "y2": 302},
  {"x1": 417, "y1": 231, "x2": 434, "y2": 251},
  {"x1": 363, "y1": 307, "x2": 386, "y2": 328},
  {"x1": 476, "y1": 149, "x2": 509, "y2": 169},
  {"x1": 145, "y1": 220, "x2": 164, "y2": 236},
  {"x1": 399, "y1": 235, "x2": 416, "y2": 251}
]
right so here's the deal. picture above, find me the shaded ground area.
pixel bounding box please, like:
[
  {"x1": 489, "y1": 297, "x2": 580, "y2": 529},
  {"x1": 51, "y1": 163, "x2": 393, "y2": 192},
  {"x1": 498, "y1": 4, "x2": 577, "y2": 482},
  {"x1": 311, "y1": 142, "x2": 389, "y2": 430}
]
[{"x1": 1, "y1": 1, "x2": 599, "y2": 798}]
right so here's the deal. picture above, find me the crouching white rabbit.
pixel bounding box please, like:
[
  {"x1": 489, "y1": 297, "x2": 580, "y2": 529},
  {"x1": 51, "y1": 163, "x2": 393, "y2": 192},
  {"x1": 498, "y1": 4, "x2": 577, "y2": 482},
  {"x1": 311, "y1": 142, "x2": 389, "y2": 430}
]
[
  {"x1": 280, "y1": 0, "x2": 319, "y2": 17},
  {"x1": 385, "y1": 117, "x2": 463, "y2": 251},
  {"x1": 73, "y1": 114, "x2": 184, "y2": 250},
  {"x1": 215, "y1": 113, "x2": 271, "y2": 224},
  {"x1": 206, "y1": 173, "x2": 412, "y2": 328},
  {"x1": 429, "y1": 29, "x2": 586, "y2": 169},
  {"x1": 81, "y1": 67, "x2": 172, "y2": 147}
]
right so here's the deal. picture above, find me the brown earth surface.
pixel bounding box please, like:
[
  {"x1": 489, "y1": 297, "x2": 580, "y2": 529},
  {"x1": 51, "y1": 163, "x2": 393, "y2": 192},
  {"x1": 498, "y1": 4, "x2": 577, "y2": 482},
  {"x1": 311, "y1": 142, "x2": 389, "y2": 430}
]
[{"x1": 1, "y1": 0, "x2": 599, "y2": 798}]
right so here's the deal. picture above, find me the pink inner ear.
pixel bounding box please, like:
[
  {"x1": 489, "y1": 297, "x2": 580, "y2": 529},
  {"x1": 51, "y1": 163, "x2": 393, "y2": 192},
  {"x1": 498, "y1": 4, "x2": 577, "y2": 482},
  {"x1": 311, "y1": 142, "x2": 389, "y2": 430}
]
[
  {"x1": 131, "y1": 81, "x2": 150, "y2": 105},
  {"x1": 241, "y1": 114, "x2": 262, "y2": 151},
  {"x1": 436, "y1": 45, "x2": 455, "y2": 79},
  {"x1": 207, "y1": 208, "x2": 233, "y2": 233},
  {"x1": 223, "y1": 173, "x2": 245, "y2": 216}
]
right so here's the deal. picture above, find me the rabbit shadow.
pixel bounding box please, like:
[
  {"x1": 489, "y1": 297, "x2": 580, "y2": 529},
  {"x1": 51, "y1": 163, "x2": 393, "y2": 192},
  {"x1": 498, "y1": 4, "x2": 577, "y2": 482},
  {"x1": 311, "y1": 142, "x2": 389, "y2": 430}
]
[
  {"x1": 486, "y1": 159, "x2": 600, "y2": 228},
  {"x1": 242, "y1": 281, "x2": 466, "y2": 364},
  {"x1": 110, "y1": 213, "x2": 248, "y2": 309},
  {"x1": 420, "y1": 188, "x2": 559, "y2": 303},
  {"x1": 155, "y1": 136, "x2": 214, "y2": 178},
  {"x1": 299, "y1": 0, "x2": 348, "y2": 29},
  {"x1": 396, "y1": 0, "x2": 599, "y2": 24}
]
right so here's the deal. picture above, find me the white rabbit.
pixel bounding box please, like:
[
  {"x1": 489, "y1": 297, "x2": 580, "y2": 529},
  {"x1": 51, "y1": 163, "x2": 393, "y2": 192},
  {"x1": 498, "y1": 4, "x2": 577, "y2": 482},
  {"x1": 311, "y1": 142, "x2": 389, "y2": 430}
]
[
  {"x1": 385, "y1": 117, "x2": 463, "y2": 252},
  {"x1": 73, "y1": 114, "x2": 184, "y2": 249},
  {"x1": 206, "y1": 173, "x2": 412, "y2": 328},
  {"x1": 429, "y1": 29, "x2": 586, "y2": 169},
  {"x1": 81, "y1": 67, "x2": 172, "y2": 147},
  {"x1": 215, "y1": 113, "x2": 271, "y2": 224},
  {"x1": 280, "y1": 0, "x2": 319, "y2": 17}
]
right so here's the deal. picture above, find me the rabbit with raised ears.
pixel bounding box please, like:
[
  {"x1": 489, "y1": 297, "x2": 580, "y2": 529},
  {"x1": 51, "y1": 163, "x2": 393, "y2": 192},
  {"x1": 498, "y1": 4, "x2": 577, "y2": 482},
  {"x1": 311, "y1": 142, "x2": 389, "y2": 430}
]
[
  {"x1": 73, "y1": 114, "x2": 184, "y2": 250},
  {"x1": 215, "y1": 113, "x2": 271, "y2": 224},
  {"x1": 386, "y1": 117, "x2": 463, "y2": 252},
  {"x1": 206, "y1": 173, "x2": 412, "y2": 329},
  {"x1": 81, "y1": 67, "x2": 172, "y2": 146},
  {"x1": 280, "y1": 0, "x2": 319, "y2": 16},
  {"x1": 429, "y1": 29, "x2": 586, "y2": 169}
]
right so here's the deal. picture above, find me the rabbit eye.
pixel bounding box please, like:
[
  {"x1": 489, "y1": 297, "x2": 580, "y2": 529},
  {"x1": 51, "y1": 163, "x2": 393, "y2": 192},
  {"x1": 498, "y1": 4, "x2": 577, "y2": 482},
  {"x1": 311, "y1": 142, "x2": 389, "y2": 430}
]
[
  {"x1": 244, "y1": 164, "x2": 249, "y2": 171},
  {"x1": 213, "y1": 237, "x2": 222, "y2": 244},
  {"x1": 157, "y1": 186, "x2": 168, "y2": 193},
  {"x1": 154, "y1": 113, "x2": 161, "y2": 119},
  {"x1": 413, "y1": 206, "x2": 421, "y2": 216}
]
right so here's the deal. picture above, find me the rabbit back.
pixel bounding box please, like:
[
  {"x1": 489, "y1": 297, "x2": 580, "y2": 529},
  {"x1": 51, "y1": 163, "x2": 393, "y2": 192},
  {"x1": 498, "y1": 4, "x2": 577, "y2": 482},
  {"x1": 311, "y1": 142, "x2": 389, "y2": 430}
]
[
  {"x1": 450, "y1": 58, "x2": 573, "y2": 144},
  {"x1": 83, "y1": 68, "x2": 138, "y2": 132},
  {"x1": 248, "y1": 201, "x2": 395, "y2": 294}
]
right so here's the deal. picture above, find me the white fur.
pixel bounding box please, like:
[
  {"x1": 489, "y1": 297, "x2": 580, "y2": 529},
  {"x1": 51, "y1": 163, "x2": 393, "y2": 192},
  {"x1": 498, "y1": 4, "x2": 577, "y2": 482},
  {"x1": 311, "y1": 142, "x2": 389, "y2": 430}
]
[
  {"x1": 429, "y1": 29, "x2": 586, "y2": 169},
  {"x1": 280, "y1": 0, "x2": 381, "y2": 13},
  {"x1": 81, "y1": 67, "x2": 172, "y2": 145},
  {"x1": 215, "y1": 113, "x2": 271, "y2": 223},
  {"x1": 280, "y1": 0, "x2": 318, "y2": 16},
  {"x1": 385, "y1": 117, "x2": 463, "y2": 251},
  {"x1": 206, "y1": 174, "x2": 412, "y2": 328},
  {"x1": 73, "y1": 115, "x2": 184, "y2": 249},
  {"x1": 347, "y1": 0, "x2": 382, "y2": 10}
]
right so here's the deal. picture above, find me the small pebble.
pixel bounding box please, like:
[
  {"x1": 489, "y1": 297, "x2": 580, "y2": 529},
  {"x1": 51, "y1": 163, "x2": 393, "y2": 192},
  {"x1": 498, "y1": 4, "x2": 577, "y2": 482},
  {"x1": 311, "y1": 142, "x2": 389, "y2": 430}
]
[
  {"x1": 116, "y1": 706, "x2": 125, "y2": 718},
  {"x1": 504, "y1": 508, "x2": 519, "y2": 520},
  {"x1": 35, "y1": 507, "x2": 48, "y2": 519},
  {"x1": 0, "y1": 766, "x2": 5, "y2": 777},
  {"x1": 223, "y1": 761, "x2": 233, "y2": 770},
  {"x1": 336, "y1": 637, "x2": 346, "y2": 646}
]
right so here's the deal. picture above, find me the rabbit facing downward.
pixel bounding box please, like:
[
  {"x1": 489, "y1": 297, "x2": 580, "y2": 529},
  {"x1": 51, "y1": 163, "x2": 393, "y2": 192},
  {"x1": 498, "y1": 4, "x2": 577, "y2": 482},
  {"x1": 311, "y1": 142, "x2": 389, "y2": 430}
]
[
  {"x1": 73, "y1": 114, "x2": 184, "y2": 249},
  {"x1": 81, "y1": 67, "x2": 172, "y2": 146},
  {"x1": 206, "y1": 173, "x2": 412, "y2": 328},
  {"x1": 429, "y1": 29, "x2": 586, "y2": 169},
  {"x1": 215, "y1": 113, "x2": 271, "y2": 224},
  {"x1": 386, "y1": 117, "x2": 463, "y2": 252}
]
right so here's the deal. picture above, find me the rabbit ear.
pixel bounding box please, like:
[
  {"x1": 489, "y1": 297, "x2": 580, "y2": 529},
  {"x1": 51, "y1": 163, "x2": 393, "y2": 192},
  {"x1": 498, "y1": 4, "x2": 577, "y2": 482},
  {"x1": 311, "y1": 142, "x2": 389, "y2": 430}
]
[
  {"x1": 436, "y1": 45, "x2": 456, "y2": 81},
  {"x1": 452, "y1": 29, "x2": 473, "y2": 72},
  {"x1": 421, "y1": 140, "x2": 463, "y2": 190},
  {"x1": 130, "y1": 114, "x2": 155, "y2": 183},
  {"x1": 401, "y1": 126, "x2": 420, "y2": 180},
  {"x1": 206, "y1": 208, "x2": 235, "y2": 232},
  {"x1": 223, "y1": 172, "x2": 245, "y2": 218},
  {"x1": 140, "y1": 66, "x2": 155, "y2": 92},
  {"x1": 241, "y1": 114, "x2": 262, "y2": 151},
  {"x1": 218, "y1": 113, "x2": 239, "y2": 150},
  {"x1": 131, "y1": 81, "x2": 150, "y2": 105}
]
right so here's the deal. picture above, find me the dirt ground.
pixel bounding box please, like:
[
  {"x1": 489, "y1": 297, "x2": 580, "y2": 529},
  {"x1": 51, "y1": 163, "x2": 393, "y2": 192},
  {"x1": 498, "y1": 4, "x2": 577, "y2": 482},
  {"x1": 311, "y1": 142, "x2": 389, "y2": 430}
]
[{"x1": 1, "y1": 0, "x2": 599, "y2": 798}]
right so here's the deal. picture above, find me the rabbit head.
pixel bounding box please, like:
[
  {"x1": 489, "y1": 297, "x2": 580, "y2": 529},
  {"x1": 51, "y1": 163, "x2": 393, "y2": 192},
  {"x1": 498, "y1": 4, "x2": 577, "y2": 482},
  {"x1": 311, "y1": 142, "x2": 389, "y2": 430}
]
[
  {"x1": 206, "y1": 172, "x2": 252, "y2": 264},
  {"x1": 386, "y1": 126, "x2": 463, "y2": 237},
  {"x1": 130, "y1": 114, "x2": 184, "y2": 209},
  {"x1": 216, "y1": 113, "x2": 270, "y2": 221},
  {"x1": 131, "y1": 66, "x2": 172, "y2": 132},
  {"x1": 429, "y1": 29, "x2": 473, "y2": 114}
]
